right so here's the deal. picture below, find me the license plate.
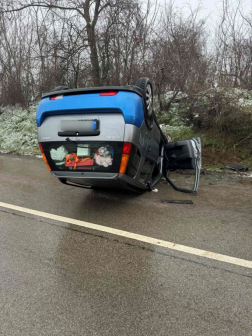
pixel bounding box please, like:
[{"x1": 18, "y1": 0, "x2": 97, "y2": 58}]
[{"x1": 61, "y1": 119, "x2": 99, "y2": 132}]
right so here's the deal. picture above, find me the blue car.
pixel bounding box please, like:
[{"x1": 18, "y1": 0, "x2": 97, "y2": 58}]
[{"x1": 37, "y1": 78, "x2": 201, "y2": 193}]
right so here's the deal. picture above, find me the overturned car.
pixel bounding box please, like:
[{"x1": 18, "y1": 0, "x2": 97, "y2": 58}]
[{"x1": 36, "y1": 78, "x2": 201, "y2": 193}]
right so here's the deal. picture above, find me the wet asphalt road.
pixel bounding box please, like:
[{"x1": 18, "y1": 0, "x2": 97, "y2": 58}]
[{"x1": 0, "y1": 154, "x2": 252, "y2": 335}]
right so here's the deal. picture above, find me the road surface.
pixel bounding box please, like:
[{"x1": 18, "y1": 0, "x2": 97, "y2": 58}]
[{"x1": 0, "y1": 154, "x2": 251, "y2": 335}]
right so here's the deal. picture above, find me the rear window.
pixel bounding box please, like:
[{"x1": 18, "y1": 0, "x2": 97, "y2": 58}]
[{"x1": 42, "y1": 141, "x2": 123, "y2": 173}]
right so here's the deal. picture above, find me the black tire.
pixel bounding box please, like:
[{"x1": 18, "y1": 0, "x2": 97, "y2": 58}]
[
  {"x1": 135, "y1": 78, "x2": 153, "y2": 117},
  {"x1": 135, "y1": 77, "x2": 154, "y2": 129},
  {"x1": 52, "y1": 86, "x2": 69, "y2": 92}
]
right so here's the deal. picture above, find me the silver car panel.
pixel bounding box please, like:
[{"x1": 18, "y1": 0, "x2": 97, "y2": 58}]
[
  {"x1": 38, "y1": 113, "x2": 125, "y2": 143},
  {"x1": 52, "y1": 171, "x2": 118, "y2": 179}
]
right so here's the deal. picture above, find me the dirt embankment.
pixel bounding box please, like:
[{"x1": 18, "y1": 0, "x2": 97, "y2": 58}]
[{"x1": 202, "y1": 145, "x2": 252, "y2": 171}]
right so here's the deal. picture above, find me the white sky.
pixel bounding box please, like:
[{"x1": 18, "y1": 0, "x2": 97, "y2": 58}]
[{"x1": 156, "y1": 0, "x2": 252, "y2": 30}]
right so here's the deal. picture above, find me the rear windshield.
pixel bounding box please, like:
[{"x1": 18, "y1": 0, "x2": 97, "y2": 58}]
[{"x1": 42, "y1": 141, "x2": 123, "y2": 173}]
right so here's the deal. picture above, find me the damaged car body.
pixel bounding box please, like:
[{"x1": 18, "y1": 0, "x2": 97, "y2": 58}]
[{"x1": 36, "y1": 78, "x2": 201, "y2": 193}]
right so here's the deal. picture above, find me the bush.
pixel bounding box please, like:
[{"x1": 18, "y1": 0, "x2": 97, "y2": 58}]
[
  {"x1": 160, "y1": 124, "x2": 195, "y2": 141},
  {"x1": 179, "y1": 88, "x2": 252, "y2": 138},
  {"x1": 0, "y1": 105, "x2": 39, "y2": 151}
]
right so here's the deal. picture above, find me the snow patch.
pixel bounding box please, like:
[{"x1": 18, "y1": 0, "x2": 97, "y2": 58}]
[{"x1": 0, "y1": 105, "x2": 39, "y2": 151}]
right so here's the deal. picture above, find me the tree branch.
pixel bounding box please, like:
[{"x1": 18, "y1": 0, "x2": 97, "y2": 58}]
[{"x1": 1, "y1": 2, "x2": 84, "y2": 17}]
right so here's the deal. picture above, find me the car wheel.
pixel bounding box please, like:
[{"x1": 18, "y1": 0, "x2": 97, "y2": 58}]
[{"x1": 135, "y1": 77, "x2": 154, "y2": 129}]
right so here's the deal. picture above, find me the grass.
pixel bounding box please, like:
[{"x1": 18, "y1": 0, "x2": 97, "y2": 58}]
[
  {"x1": 157, "y1": 102, "x2": 252, "y2": 171},
  {"x1": 0, "y1": 147, "x2": 41, "y2": 155},
  {"x1": 0, "y1": 105, "x2": 38, "y2": 152},
  {"x1": 170, "y1": 128, "x2": 252, "y2": 170}
]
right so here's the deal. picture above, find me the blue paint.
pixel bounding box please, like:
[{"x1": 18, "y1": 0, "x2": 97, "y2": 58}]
[{"x1": 36, "y1": 91, "x2": 145, "y2": 128}]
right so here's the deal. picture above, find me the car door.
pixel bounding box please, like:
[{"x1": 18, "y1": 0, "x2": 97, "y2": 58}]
[{"x1": 162, "y1": 137, "x2": 202, "y2": 194}]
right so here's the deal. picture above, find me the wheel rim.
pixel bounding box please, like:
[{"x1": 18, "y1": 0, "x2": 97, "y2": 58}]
[{"x1": 146, "y1": 84, "x2": 153, "y2": 117}]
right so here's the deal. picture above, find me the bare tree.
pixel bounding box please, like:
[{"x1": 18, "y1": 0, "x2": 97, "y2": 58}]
[
  {"x1": 215, "y1": 0, "x2": 252, "y2": 89},
  {"x1": 1, "y1": 0, "x2": 123, "y2": 86},
  {"x1": 0, "y1": 9, "x2": 37, "y2": 106},
  {"x1": 0, "y1": 0, "x2": 214, "y2": 109},
  {"x1": 149, "y1": 2, "x2": 208, "y2": 110}
]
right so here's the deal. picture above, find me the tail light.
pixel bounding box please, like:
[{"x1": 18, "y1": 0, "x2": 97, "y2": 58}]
[
  {"x1": 39, "y1": 143, "x2": 51, "y2": 172},
  {"x1": 50, "y1": 95, "x2": 63, "y2": 100},
  {"x1": 100, "y1": 91, "x2": 118, "y2": 96},
  {"x1": 119, "y1": 142, "x2": 132, "y2": 174}
]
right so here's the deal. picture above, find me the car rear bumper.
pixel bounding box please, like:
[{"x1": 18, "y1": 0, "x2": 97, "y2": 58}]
[{"x1": 52, "y1": 171, "x2": 148, "y2": 191}]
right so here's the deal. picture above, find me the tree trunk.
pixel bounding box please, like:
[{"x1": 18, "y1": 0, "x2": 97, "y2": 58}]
[{"x1": 86, "y1": 23, "x2": 101, "y2": 86}]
